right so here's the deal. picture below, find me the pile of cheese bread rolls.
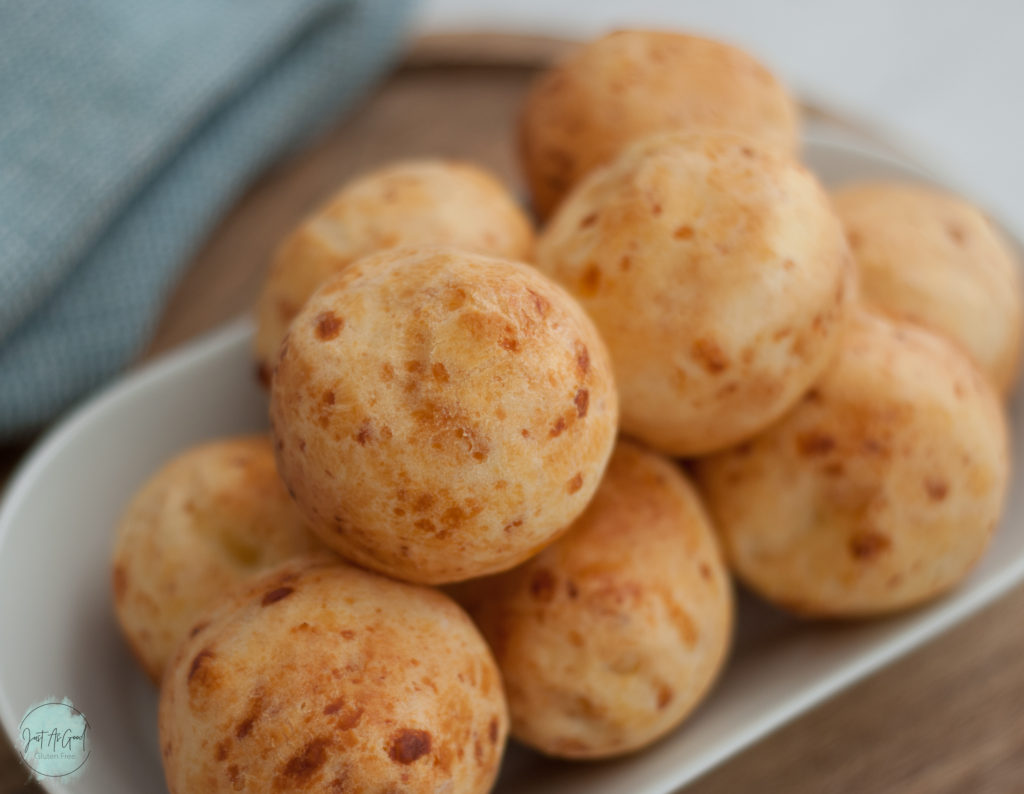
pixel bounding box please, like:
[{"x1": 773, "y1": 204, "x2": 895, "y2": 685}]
[{"x1": 110, "y1": 29, "x2": 1021, "y2": 794}]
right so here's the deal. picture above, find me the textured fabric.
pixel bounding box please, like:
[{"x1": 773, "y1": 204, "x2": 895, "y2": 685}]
[{"x1": 0, "y1": 0, "x2": 416, "y2": 440}]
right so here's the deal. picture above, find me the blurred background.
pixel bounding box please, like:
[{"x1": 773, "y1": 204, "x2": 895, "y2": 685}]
[
  {"x1": 3, "y1": 0, "x2": 1021, "y2": 441},
  {"x1": 421, "y1": 0, "x2": 1024, "y2": 228}
]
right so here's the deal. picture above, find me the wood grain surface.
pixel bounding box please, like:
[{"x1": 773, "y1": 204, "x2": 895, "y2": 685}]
[{"x1": 2, "y1": 33, "x2": 1023, "y2": 794}]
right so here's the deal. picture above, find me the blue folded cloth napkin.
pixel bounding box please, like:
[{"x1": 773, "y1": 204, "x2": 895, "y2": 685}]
[{"x1": 0, "y1": 0, "x2": 416, "y2": 441}]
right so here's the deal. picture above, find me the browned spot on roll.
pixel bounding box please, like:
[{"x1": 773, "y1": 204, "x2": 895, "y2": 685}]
[
  {"x1": 691, "y1": 337, "x2": 729, "y2": 374},
  {"x1": 527, "y1": 288, "x2": 550, "y2": 317},
  {"x1": 315, "y1": 311, "x2": 343, "y2": 340},
  {"x1": 657, "y1": 685, "x2": 674, "y2": 709},
  {"x1": 549, "y1": 416, "x2": 567, "y2": 438},
  {"x1": 925, "y1": 477, "x2": 949, "y2": 501},
  {"x1": 321, "y1": 390, "x2": 335, "y2": 405},
  {"x1": 849, "y1": 531, "x2": 892, "y2": 560},
  {"x1": 796, "y1": 431, "x2": 835, "y2": 456},
  {"x1": 215, "y1": 740, "x2": 229, "y2": 761},
  {"x1": 235, "y1": 694, "x2": 264, "y2": 739},
  {"x1": 567, "y1": 473, "x2": 584, "y2": 494},
  {"x1": 529, "y1": 569, "x2": 556, "y2": 602},
  {"x1": 445, "y1": 287, "x2": 468, "y2": 311},
  {"x1": 575, "y1": 342, "x2": 590, "y2": 375},
  {"x1": 580, "y1": 265, "x2": 602, "y2": 295},
  {"x1": 432, "y1": 362, "x2": 449, "y2": 382},
  {"x1": 188, "y1": 648, "x2": 214, "y2": 684},
  {"x1": 734, "y1": 441, "x2": 753, "y2": 456},
  {"x1": 261, "y1": 586, "x2": 294, "y2": 606},
  {"x1": 946, "y1": 222, "x2": 967, "y2": 245},
  {"x1": 279, "y1": 737, "x2": 331, "y2": 781},
  {"x1": 573, "y1": 388, "x2": 589, "y2": 418},
  {"x1": 666, "y1": 599, "x2": 698, "y2": 647},
  {"x1": 488, "y1": 717, "x2": 500, "y2": 744},
  {"x1": 354, "y1": 420, "x2": 373, "y2": 446},
  {"x1": 499, "y1": 336, "x2": 520, "y2": 352},
  {"x1": 861, "y1": 437, "x2": 890, "y2": 457},
  {"x1": 441, "y1": 506, "x2": 467, "y2": 528},
  {"x1": 673, "y1": 225, "x2": 694, "y2": 240},
  {"x1": 715, "y1": 381, "x2": 739, "y2": 398},
  {"x1": 579, "y1": 211, "x2": 599, "y2": 228},
  {"x1": 337, "y1": 706, "x2": 364, "y2": 731},
  {"x1": 389, "y1": 729, "x2": 431, "y2": 764},
  {"x1": 188, "y1": 621, "x2": 209, "y2": 639}
]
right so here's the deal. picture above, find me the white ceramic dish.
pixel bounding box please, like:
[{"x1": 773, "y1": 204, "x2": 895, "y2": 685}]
[{"x1": 2, "y1": 133, "x2": 1022, "y2": 794}]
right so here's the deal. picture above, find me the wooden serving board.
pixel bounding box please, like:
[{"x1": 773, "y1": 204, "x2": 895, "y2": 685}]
[{"x1": 4, "y1": 33, "x2": 1024, "y2": 794}]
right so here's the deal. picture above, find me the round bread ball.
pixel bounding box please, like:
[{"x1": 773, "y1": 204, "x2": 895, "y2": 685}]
[
  {"x1": 535, "y1": 130, "x2": 852, "y2": 456},
  {"x1": 112, "y1": 436, "x2": 328, "y2": 682},
  {"x1": 833, "y1": 181, "x2": 1023, "y2": 394},
  {"x1": 159, "y1": 558, "x2": 507, "y2": 794},
  {"x1": 520, "y1": 30, "x2": 800, "y2": 218},
  {"x1": 254, "y1": 159, "x2": 535, "y2": 382},
  {"x1": 453, "y1": 440, "x2": 732, "y2": 759},
  {"x1": 270, "y1": 246, "x2": 618, "y2": 585},
  {"x1": 694, "y1": 311, "x2": 1009, "y2": 617}
]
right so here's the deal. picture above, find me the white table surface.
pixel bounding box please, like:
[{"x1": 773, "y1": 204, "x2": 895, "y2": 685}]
[{"x1": 416, "y1": 0, "x2": 1024, "y2": 234}]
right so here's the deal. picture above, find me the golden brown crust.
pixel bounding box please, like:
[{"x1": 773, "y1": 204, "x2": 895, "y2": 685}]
[
  {"x1": 254, "y1": 159, "x2": 535, "y2": 378},
  {"x1": 453, "y1": 441, "x2": 732, "y2": 759},
  {"x1": 270, "y1": 246, "x2": 619, "y2": 584},
  {"x1": 159, "y1": 558, "x2": 508, "y2": 794},
  {"x1": 111, "y1": 436, "x2": 328, "y2": 683},
  {"x1": 520, "y1": 30, "x2": 800, "y2": 218},
  {"x1": 833, "y1": 181, "x2": 1024, "y2": 395},
  {"x1": 694, "y1": 311, "x2": 1010, "y2": 617},
  {"x1": 536, "y1": 129, "x2": 852, "y2": 456}
]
